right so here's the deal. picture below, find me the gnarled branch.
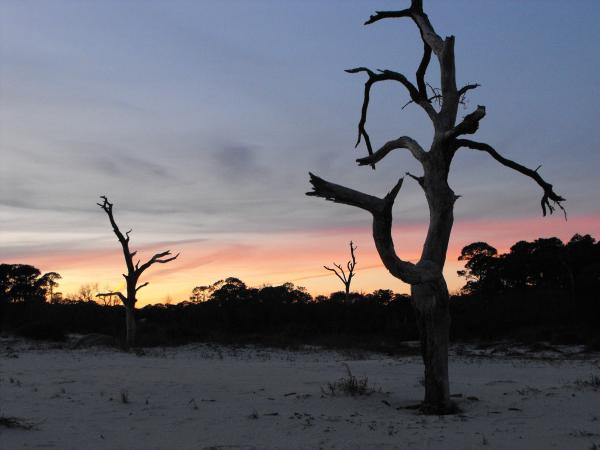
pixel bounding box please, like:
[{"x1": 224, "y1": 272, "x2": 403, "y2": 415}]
[
  {"x1": 138, "y1": 250, "x2": 180, "y2": 274},
  {"x1": 307, "y1": 174, "x2": 425, "y2": 284},
  {"x1": 346, "y1": 68, "x2": 437, "y2": 169},
  {"x1": 416, "y1": 42, "x2": 432, "y2": 97},
  {"x1": 356, "y1": 136, "x2": 426, "y2": 167},
  {"x1": 365, "y1": 1, "x2": 444, "y2": 56},
  {"x1": 324, "y1": 264, "x2": 348, "y2": 284},
  {"x1": 455, "y1": 139, "x2": 566, "y2": 217}
]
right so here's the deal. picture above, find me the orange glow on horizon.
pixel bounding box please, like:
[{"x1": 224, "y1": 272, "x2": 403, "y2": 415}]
[{"x1": 12, "y1": 214, "x2": 600, "y2": 306}]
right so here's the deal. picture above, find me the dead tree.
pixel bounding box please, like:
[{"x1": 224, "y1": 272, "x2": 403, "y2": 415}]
[
  {"x1": 324, "y1": 241, "x2": 357, "y2": 302},
  {"x1": 96, "y1": 196, "x2": 179, "y2": 348},
  {"x1": 307, "y1": 0, "x2": 564, "y2": 414}
]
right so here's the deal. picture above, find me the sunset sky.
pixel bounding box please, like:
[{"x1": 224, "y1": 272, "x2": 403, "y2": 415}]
[{"x1": 1, "y1": 1, "x2": 599, "y2": 305}]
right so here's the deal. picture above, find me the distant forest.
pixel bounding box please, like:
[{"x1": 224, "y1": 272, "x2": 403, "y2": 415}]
[{"x1": 1, "y1": 234, "x2": 599, "y2": 350}]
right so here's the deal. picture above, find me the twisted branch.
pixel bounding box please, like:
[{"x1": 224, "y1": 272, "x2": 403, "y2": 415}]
[
  {"x1": 356, "y1": 136, "x2": 426, "y2": 166},
  {"x1": 138, "y1": 250, "x2": 180, "y2": 274},
  {"x1": 455, "y1": 139, "x2": 566, "y2": 217},
  {"x1": 307, "y1": 174, "x2": 426, "y2": 284},
  {"x1": 346, "y1": 67, "x2": 436, "y2": 168},
  {"x1": 365, "y1": 1, "x2": 444, "y2": 56}
]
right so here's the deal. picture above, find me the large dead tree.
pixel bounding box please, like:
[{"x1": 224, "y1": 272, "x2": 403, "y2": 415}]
[
  {"x1": 324, "y1": 241, "x2": 357, "y2": 302},
  {"x1": 96, "y1": 196, "x2": 179, "y2": 348},
  {"x1": 307, "y1": 0, "x2": 564, "y2": 414}
]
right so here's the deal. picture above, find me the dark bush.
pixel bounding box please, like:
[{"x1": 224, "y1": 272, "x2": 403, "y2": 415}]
[{"x1": 15, "y1": 321, "x2": 66, "y2": 341}]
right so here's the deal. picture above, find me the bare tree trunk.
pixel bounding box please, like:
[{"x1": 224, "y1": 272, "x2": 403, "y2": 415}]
[
  {"x1": 413, "y1": 151, "x2": 455, "y2": 412},
  {"x1": 125, "y1": 304, "x2": 136, "y2": 349},
  {"x1": 412, "y1": 279, "x2": 451, "y2": 413}
]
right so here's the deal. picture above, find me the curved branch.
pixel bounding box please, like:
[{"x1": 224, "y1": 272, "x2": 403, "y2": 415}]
[
  {"x1": 365, "y1": 1, "x2": 444, "y2": 56},
  {"x1": 416, "y1": 42, "x2": 432, "y2": 97},
  {"x1": 455, "y1": 139, "x2": 566, "y2": 217},
  {"x1": 364, "y1": 2, "x2": 458, "y2": 125},
  {"x1": 307, "y1": 173, "x2": 425, "y2": 284},
  {"x1": 138, "y1": 251, "x2": 180, "y2": 274},
  {"x1": 356, "y1": 136, "x2": 426, "y2": 167},
  {"x1": 135, "y1": 282, "x2": 149, "y2": 292},
  {"x1": 324, "y1": 265, "x2": 347, "y2": 284},
  {"x1": 345, "y1": 68, "x2": 436, "y2": 167},
  {"x1": 458, "y1": 83, "x2": 480, "y2": 98}
]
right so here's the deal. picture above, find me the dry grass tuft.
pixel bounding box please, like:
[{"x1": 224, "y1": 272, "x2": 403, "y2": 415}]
[
  {"x1": 575, "y1": 375, "x2": 600, "y2": 389},
  {"x1": 322, "y1": 363, "x2": 379, "y2": 396}
]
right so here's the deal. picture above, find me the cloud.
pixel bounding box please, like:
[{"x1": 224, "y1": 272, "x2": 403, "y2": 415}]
[{"x1": 212, "y1": 143, "x2": 268, "y2": 180}]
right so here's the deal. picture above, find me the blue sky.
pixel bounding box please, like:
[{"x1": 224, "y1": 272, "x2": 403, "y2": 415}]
[{"x1": 1, "y1": 0, "x2": 599, "y2": 299}]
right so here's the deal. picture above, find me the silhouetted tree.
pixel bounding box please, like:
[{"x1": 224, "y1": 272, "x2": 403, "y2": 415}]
[
  {"x1": 76, "y1": 283, "x2": 99, "y2": 302},
  {"x1": 96, "y1": 196, "x2": 179, "y2": 348},
  {"x1": 457, "y1": 243, "x2": 501, "y2": 295},
  {"x1": 324, "y1": 241, "x2": 357, "y2": 302},
  {"x1": 307, "y1": 0, "x2": 564, "y2": 413},
  {"x1": 190, "y1": 285, "x2": 211, "y2": 303},
  {"x1": 39, "y1": 272, "x2": 62, "y2": 303},
  {"x1": 565, "y1": 234, "x2": 600, "y2": 294},
  {"x1": 209, "y1": 277, "x2": 252, "y2": 304},
  {"x1": 368, "y1": 289, "x2": 395, "y2": 305},
  {"x1": 258, "y1": 282, "x2": 312, "y2": 305},
  {"x1": 0, "y1": 264, "x2": 48, "y2": 304}
]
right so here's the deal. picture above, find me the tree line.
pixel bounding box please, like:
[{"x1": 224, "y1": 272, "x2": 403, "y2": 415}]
[{"x1": 2, "y1": 233, "x2": 598, "y2": 350}]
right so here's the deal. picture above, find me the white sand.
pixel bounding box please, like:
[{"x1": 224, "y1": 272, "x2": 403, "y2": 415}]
[{"x1": 1, "y1": 338, "x2": 599, "y2": 449}]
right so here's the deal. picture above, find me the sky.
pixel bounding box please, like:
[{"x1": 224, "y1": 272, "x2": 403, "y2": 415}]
[{"x1": 1, "y1": 0, "x2": 599, "y2": 304}]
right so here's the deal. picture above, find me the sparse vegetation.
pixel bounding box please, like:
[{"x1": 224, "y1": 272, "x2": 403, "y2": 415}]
[
  {"x1": 574, "y1": 375, "x2": 600, "y2": 389},
  {"x1": 482, "y1": 434, "x2": 489, "y2": 445},
  {"x1": 322, "y1": 363, "x2": 379, "y2": 397},
  {"x1": 517, "y1": 386, "x2": 542, "y2": 396}
]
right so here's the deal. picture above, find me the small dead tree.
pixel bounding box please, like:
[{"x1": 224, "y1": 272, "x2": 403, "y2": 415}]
[
  {"x1": 307, "y1": 0, "x2": 564, "y2": 413},
  {"x1": 96, "y1": 196, "x2": 179, "y2": 348},
  {"x1": 324, "y1": 241, "x2": 357, "y2": 302}
]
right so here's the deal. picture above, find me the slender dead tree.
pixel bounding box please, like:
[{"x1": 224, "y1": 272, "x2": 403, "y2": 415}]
[
  {"x1": 324, "y1": 241, "x2": 357, "y2": 302},
  {"x1": 307, "y1": 0, "x2": 564, "y2": 414},
  {"x1": 96, "y1": 196, "x2": 179, "y2": 348}
]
